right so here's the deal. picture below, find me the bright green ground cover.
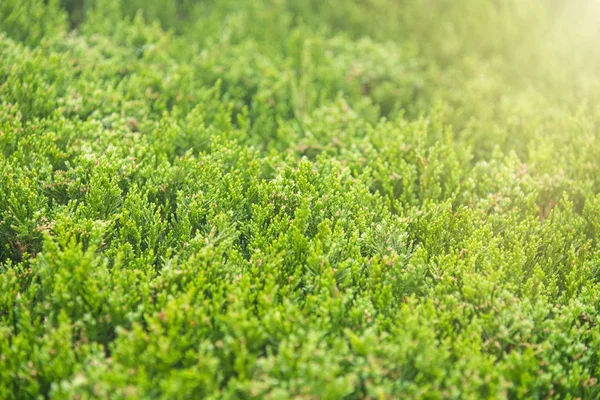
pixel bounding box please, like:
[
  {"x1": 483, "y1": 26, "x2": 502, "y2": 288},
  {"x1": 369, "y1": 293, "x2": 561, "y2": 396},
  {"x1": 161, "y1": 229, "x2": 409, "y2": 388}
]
[{"x1": 1, "y1": 1, "x2": 600, "y2": 398}]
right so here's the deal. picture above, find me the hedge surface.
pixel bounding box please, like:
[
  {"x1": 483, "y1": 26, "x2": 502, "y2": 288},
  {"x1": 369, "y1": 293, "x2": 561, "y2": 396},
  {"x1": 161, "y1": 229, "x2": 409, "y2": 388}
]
[{"x1": 1, "y1": 0, "x2": 600, "y2": 398}]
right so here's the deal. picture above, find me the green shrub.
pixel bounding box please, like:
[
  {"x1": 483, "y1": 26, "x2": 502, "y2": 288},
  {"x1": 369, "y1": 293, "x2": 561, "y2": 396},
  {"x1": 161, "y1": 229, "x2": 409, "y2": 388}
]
[{"x1": 1, "y1": 0, "x2": 600, "y2": 398}]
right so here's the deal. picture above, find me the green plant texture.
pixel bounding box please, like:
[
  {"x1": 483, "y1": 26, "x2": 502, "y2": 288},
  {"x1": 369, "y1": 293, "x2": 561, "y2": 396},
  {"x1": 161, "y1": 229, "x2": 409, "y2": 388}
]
[{"x1": 1, "y1": 0, "x2": 600, "y2": 398}]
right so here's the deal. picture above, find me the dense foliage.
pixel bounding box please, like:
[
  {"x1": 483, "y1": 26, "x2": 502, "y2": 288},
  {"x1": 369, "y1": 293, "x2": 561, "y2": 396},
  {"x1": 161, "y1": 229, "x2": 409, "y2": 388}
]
[{"x1": 1, "y1": 0, "x2": 600, "y2": 398}]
